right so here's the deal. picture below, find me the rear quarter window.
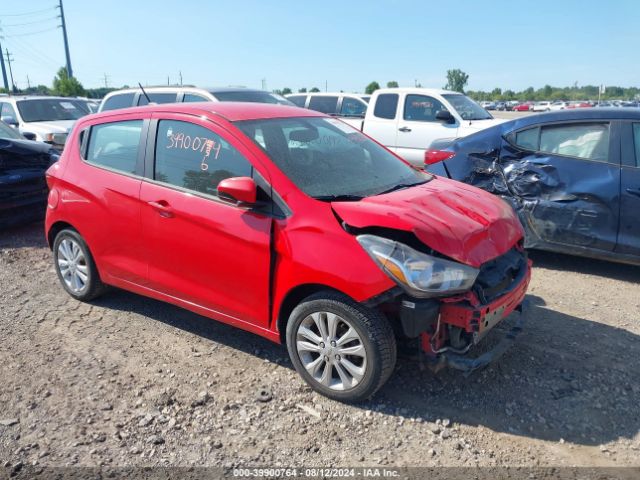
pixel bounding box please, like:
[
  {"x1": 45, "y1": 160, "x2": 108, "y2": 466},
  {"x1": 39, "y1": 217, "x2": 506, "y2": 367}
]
[
  {"x1": 373, "y1": 94, "x2": 398, "y2": 120},
  {"x1": 101, "y1": 93, "x2": 135, "y2": 111},
  {"x1": 86, "y1": 120, "x2": 143, "y2": 174},
  {"x1": 287, "y1": 95, "x2": 307, "y2": 107},
  {"x1": 308, "y1": 96, "x2": 339, "y2": 115}
]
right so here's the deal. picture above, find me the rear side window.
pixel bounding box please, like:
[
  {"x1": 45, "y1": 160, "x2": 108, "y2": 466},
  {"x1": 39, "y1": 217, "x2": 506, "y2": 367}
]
[
  {"x1": 540, "y1": 123, "x2": 610, "y2": 162},
  {"x1": 373, "y1": 94, "x2": 398, "y2": 119},
  {"x1": 183, "y1": 94, "x2": 209, "y2": 103},
  {"x1": 0, "y1": 102, "x2": 17, "y2": 119},
  {"x1": 101, "y1": 93, "x2": 135, "y2": 111},
  {"x1": 403, "y1": 94, "x2": 447, "y2": 121},
  {"x1": 308, "y1": 96, "x2": 339, "y2": 115},
  {"x1": 86, "y1": 120, "x2": 143, "y2": 174},
  {"x1": 340, "y1": 97, "x2": 367, "y2": 117},
  {"x1": 287, "y1": 95, "x2": 307, "y2": 107},
  {"x1": 138, "y1": 93, "x2": 178, "y2": 106},
  {"x1": 513, "y1": 123, "x2": 610, "y2": 163},
  {"x1": 154, "y1": 120, "x2": 252, "y2": 197},
  {"x1": 633, "y1": 124, "x2": 640, "y2": 167}
]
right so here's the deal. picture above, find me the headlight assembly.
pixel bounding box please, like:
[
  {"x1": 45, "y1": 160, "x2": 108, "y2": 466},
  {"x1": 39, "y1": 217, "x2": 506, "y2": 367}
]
[{"x1": 357, "y1": 234, "x2": 479, "y2": 298}]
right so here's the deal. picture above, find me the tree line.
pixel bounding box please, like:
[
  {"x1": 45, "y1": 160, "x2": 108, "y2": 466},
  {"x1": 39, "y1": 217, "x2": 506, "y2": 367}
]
[{"x1": 3, "y1": 67, "x2": 638, "y2": 102}]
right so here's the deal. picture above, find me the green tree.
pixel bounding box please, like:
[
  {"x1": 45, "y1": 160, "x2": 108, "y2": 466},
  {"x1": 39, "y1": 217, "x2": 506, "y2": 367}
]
[
  {"x1": 309, "y1": 87, "x2": 321, "y2": 93},
  {"x1": 365, "y1": 81, "x2": 380, "y2": 94},
  {"x1": 444, "y1": 69, "x2": 469, "y2": 93},
  {"x1": 490, "y1": 87, "x2": 502, "y2": 100},
  {"x1": 386, "y1": 80, "x2": 399, "y2": 88},
  {"x1": 281, "y1": 87, "x2": 292, "y2": 95},
  {"x1": 298, "y1": 87, "x2": 307, "y2": 93},
  {"x1": 52, "y1": 67, "x2": 85, "y2": 96}
]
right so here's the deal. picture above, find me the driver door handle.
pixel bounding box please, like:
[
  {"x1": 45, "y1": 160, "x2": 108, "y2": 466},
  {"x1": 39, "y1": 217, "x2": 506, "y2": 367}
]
[
  {"x1": 626, "y1": 188, "x2": 640, "y2": 198},
  {"x1": 147, "y1": 200, "x2": 174, "y2": 218},
  {"x1": 398, "y1": 127, "x2": 412, "y2": 133}
]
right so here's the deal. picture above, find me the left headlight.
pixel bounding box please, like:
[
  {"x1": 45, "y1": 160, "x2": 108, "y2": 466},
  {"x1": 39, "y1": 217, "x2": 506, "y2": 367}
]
[{"x1": 357, "y1": 234, "x2": 479, "y2": 298}]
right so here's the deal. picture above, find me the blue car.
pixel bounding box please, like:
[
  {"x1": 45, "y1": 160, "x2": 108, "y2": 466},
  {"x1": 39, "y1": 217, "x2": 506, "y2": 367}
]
[{"x1": 426, "y1": 109, "x2": 640, "y2": 265}]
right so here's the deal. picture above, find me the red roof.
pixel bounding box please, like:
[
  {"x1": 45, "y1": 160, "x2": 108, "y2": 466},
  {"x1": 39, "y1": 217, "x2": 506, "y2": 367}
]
[{"x1": 93, "y1": 102, "x2": 326, "y2": 122}]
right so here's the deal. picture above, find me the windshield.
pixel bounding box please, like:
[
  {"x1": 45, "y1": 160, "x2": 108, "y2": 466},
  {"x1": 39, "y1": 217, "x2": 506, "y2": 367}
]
[
  {"x1": 212, "y1": 91, "x2": 294, "y2": 106},
  {"x1": 17, "y1": 99, "x2": 89, "y2": 122},
  {"x1": 0, "y1": 121, "x2": 24, "y2": 140},
  {"x1": 236, "y1": 117, "x2": 429, "y2": 200},
  {"x1": 442, "y1": 94, "x2": 492, "y2": 121}
]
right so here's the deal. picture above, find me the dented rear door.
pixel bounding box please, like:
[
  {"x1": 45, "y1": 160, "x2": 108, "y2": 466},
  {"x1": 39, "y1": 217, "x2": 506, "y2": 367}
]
[
  {"x1": 616, "y1": 121, "x2": 640, "y2": 256},
  {"x1": 501, "y1": 120, "x2": 620, "y2": 252}
]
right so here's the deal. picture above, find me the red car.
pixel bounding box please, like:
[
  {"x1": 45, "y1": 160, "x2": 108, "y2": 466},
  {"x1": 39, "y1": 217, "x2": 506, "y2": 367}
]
[
  {"x1": 512, "y1": 103, "x2": 532, "y2": 112},
  {"x1": 45, "y1": 103, "x2": 531, "y2": 402}
]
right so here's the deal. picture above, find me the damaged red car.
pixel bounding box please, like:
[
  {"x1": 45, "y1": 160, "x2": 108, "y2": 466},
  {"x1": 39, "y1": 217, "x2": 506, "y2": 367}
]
[{"x1": 45, "y1": 103, "x2": 531, "y2": 402}]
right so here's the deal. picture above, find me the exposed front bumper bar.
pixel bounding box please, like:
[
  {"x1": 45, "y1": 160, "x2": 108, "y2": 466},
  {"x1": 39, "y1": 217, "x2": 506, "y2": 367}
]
[{"x1": 435, "y1": 299, "x2": 527, "y2": 375}]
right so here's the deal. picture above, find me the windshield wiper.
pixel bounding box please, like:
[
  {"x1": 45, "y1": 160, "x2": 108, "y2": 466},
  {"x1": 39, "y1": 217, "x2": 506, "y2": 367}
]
[
  {"x1": 314, "y1": 194, "x2": 364, "y2": 202},
  {"x1": 376, "y1": 181, "x2": 427, "y2": 196}
]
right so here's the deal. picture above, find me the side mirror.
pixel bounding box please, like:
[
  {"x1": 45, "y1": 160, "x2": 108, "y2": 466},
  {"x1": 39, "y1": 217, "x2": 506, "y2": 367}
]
[
  {"x1": 217, "y1": 177, "x2": 257, "y2": 206},
  {"x1": 1, "y1": 116, "x2": 18, "y2": 127},
  {"x1": 23, "y1": 132, "x2": 37, "y2": 141},
  {"x1": 435, "y1": 110, "x2": 455, "y2": 124}
]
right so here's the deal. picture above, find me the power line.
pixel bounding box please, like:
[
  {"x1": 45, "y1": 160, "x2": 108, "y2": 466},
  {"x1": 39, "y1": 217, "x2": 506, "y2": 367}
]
[
  {"x1": 4, "y1": 35, "x2": 60, "y2": 69},
  {"x1": 0, "y1": 7, "x2": 56, "y2": 17},
  {"x1": 1, "y1": 26, "x2": 60, "y2": 38},
  {"x1": 0, "y1": 17, "x2": 58, "y2": 28}
]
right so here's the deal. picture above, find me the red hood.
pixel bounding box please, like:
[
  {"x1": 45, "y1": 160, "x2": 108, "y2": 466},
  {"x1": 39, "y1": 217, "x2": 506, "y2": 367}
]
[{"x1": 331, "y1": 177, "x2": 524, "y2": 268}]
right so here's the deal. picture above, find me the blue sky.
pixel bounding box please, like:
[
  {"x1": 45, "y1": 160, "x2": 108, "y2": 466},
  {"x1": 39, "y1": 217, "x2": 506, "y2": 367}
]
[{"x1": 1, "y1": 0, "x2": 638, "y2": 93}]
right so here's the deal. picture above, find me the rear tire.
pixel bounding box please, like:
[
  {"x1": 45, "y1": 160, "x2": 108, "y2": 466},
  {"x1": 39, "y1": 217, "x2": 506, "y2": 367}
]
[
  {"x1": 286, "y1": 291, "x2": 396, "y2": 403},
  {"x1": 53, "y1": 228, "x2": 106, "y2": 301}
]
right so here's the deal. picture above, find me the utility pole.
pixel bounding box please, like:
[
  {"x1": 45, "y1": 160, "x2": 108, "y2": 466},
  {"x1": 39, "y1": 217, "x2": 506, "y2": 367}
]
[
  {"x1": 0, "y1": 38, "x2": 8, "y2": 91},
  {"x1": 26, "y1": 75, "x2": 31, "y2": 89},
  {"x1": 325, "y1": 80, "x2": 327, "y2": 92},
  {"x1": 57, "y1": 0, "x2": 73, "y2": 78},
  {"x1": 5, "y1": 49, "x2": 15, "y2": 92},
  {"x1": 261, "y1": 78, "x2": 266, "y2": 90},
  {"x1": 102, "y1": 73, "x2": 109, "y2": 89},
  {"x1": 179, "y1": 71, "x2": 182, "y2": 86}
]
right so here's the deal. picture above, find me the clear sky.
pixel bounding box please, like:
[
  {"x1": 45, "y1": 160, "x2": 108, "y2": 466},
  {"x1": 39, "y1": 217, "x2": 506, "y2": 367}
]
[{"x1": 1, "y1": 0, "x2": 638, "y2": 93}]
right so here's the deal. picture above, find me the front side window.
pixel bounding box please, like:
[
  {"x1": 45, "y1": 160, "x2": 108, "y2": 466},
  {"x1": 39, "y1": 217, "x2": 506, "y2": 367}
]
[
  {"x1": 373, "y1": 94, "x2": 398, "y2": 120},
  {"x1": 340, "y1": 97, "x2": 367, "y2": 117},
  {"x1": 138, "y1": 93, "x2": 177, "y2": 106},
  {"x1": 154, "y1": 120, "x2": 252, "y2": 197},
  {"x1": 236, "y1": 117, "x2": 428, "y2": 199},
  {"x1": 633, "y1": 123, "x2": 640, "y2": 167},
  {"x1": 17, "y1": 99, "x2": 88, "y2": 122},
  {"x1": 183, "y1": 94, "x2": 209, "y2": 103},
  {"x1": 101, "y1": 93, "x2": 135, "y2": 111},
  {"x1": 287, "y1": 95, "x2": 307, "y2": 107},
  {"x1": 540, "y1": 123, "x2": 610, "y2": 162},
  {"x1": 86, "y1": 120, "x2": 143, "y2": 174},
  {"x1": 308, "y1": 96, "x2": 339, "y2": 115},
  {"x1": 403, "y1": 95, "x2": 447, "y2": 122}
]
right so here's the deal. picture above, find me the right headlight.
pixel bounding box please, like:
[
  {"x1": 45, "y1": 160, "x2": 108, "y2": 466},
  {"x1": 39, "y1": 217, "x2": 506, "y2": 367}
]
[{"x1": 357, "y1": 234, "x2": 479, "y2": 298}]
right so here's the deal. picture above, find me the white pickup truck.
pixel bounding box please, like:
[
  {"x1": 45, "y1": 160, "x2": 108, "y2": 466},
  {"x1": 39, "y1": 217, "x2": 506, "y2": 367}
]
[{"x1": 336, "y1": 88, "x2": 506, "y2": 166}]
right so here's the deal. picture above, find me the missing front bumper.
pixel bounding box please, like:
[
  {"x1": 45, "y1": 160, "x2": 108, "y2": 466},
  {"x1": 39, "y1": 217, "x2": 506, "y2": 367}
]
[{"x1": 430, "y1": 300, "x2": 527, "y2": 376}]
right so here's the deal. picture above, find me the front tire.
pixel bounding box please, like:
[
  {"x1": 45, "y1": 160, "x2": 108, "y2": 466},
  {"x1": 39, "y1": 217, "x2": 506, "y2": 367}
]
[
  {"x1": 286, "y1": 291, "x2": 396, "y2": 403},
  {"x1": 53, "y1": 228, "x2": 106, "y2": 301}
]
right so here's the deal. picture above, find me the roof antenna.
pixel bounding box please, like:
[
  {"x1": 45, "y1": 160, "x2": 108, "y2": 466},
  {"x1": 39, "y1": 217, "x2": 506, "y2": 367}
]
[{"x1": 138, "y1": 82, "x2": 152, "y2": 104}]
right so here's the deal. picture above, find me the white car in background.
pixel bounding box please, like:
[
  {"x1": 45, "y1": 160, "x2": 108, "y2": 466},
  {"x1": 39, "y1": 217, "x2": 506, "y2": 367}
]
[
  {"x1": 0, "y1": 96, "x2": 90, "y2": 149},
  {"x1": 285, "y1": 92, "x2": 371, "y2": 118},
  {"x1": 549, "y1": 101, "x2": 569, "y2": 111},
  {"x1": 532, "y1": 101, "x2": 552, "y2": 112}
]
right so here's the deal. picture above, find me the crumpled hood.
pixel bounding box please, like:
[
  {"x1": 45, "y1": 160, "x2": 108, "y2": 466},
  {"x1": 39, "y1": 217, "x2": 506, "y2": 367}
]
[{"x1": 331, "y1": 177, "x2": 524, "y2": 268}]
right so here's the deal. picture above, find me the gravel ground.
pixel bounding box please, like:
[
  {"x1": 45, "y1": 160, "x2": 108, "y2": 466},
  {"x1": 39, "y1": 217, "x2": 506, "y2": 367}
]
[{"x1": 1, "y1": 222, "x2": 639, "y2": 473}]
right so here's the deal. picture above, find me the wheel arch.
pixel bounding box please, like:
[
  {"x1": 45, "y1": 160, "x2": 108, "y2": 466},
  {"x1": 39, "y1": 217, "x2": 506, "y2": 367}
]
[
  {"x1": 47, "y1": 221, "x2": 77, "y2": 249},
  {"x1": 275, "y1": 283, "x2": 352, "y2": 344}
]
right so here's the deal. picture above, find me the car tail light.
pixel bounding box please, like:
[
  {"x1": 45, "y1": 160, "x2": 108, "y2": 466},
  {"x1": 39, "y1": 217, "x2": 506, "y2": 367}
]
[{"x1": 424, "y1": 149, "x2": 454, "y2": 165}]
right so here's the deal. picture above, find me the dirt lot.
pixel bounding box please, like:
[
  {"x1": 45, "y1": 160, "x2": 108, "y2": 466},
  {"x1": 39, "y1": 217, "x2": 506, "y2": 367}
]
[{"x1": 1, "y1": 222, "x2": 639, "y2": 472}]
